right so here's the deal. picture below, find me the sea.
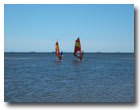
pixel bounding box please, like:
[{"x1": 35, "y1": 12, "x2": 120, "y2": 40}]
[{"x1": 4, "y1": 53, "x2": 134, "y2": 102}]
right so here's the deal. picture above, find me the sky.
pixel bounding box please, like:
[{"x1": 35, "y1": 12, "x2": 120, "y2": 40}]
[{"x1": 4, "y1": 4, "x2": 134, "y2": 52}]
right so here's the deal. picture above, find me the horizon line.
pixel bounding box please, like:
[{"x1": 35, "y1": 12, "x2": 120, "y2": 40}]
[{"x1": 4, "y1": 51, "x2": 134, "y2": 53}]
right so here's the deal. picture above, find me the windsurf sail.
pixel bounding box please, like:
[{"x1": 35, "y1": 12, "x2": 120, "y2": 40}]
[
  {"x1": 55, "y1": 41, "x2": 62, "y2": 60},
  {"x1": 74, "y1": 37, "x2": 83, "y2": 60}
]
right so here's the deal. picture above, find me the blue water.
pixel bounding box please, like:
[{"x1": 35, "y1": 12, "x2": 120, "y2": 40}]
[{"x1": 4, "y1": 53, "x2": 134, "y2": 102}]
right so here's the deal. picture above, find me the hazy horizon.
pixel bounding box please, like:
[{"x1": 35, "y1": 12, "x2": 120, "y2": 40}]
[{"x1": 4, "y1": 51, "x2": 134, "y2": 53}]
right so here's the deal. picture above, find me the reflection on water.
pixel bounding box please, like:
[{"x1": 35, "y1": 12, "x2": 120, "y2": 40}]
[
  {"x1": 72, "y1": 60, "x2": 82, "y2": 65},
  {"x1": 4, "y1": 53, "x2": 134, "y2": 102},
  {"x1": 54, "y1": 60, "x2": 62, "y2": 64}
]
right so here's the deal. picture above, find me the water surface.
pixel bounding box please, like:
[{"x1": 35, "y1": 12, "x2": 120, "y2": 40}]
[{"x1": 4, "y1": 53, "x2": 134, "y2": 102}]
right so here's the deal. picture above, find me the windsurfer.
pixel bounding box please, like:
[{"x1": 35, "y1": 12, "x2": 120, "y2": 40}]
[
  {"x1": 55, "y1": 41, "x2": 63, "y2": 61},
  {"x1": 60, "y1": 51, "x2": 63, "y2": 56},
  {"x1": 74, "y1": 37, "x2": 83, "y2": 60},
  {"x1": 59, "y1": 51, "x2": 63, "y2": 60}
]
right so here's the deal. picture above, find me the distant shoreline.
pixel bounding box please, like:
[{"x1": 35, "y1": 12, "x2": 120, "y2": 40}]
[{"x1": 4, "y1": 52, "x2": 134, "y2": 54}]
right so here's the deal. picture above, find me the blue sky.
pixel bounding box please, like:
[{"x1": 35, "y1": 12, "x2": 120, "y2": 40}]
[{"x1": 4, "y1": 4, "x2": 134, "y2": 52}]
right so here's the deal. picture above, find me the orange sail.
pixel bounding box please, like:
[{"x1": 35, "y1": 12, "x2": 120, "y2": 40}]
[
  {"x1": 55, "y1": 41, "x2": 61, "y2": 60},
  {"x1": 74, "y1": 37, "x2": 82, "y2": 60}
]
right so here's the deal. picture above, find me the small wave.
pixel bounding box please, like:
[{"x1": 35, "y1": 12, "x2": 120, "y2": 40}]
[
  {"x1": 119, "y1": 58, "x2": 134, "y2": 60},
  {"x1": 4, "y1": 58, "x2": 34, "y2": 60}
]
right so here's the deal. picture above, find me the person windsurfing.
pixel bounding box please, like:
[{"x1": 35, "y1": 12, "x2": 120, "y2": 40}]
[
  {"x1": 74, "y1": 37, "x2": 83, "y2": 60},
  {"x1": 55, "y1": 41, "x2": 63, "y2": 60}
]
